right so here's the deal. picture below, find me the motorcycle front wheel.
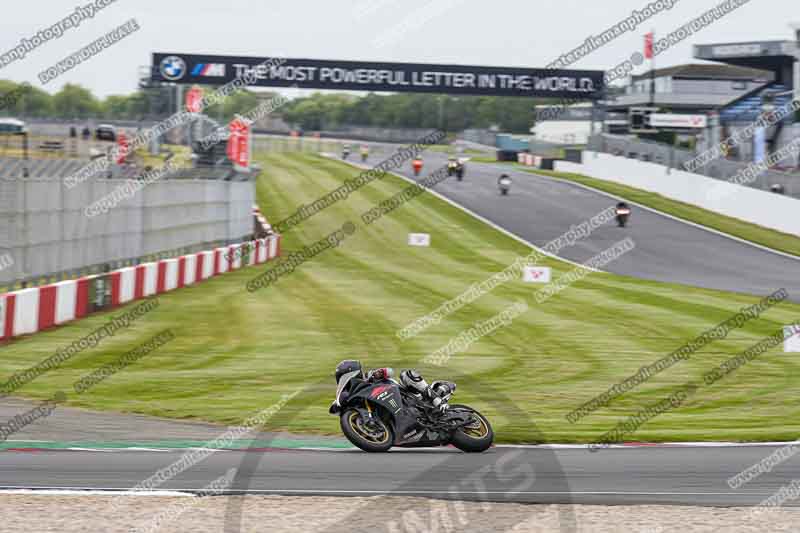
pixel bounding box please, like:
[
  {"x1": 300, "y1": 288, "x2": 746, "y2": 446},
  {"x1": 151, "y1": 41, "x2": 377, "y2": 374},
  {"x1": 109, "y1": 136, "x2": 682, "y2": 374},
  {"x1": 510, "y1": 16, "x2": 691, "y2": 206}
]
[
  {"x1": 449, "y1": 405, "x2": 494, "y2": 452},
  {"x1": 340, "y1": 408, "x2": 394, "y2": 452}
]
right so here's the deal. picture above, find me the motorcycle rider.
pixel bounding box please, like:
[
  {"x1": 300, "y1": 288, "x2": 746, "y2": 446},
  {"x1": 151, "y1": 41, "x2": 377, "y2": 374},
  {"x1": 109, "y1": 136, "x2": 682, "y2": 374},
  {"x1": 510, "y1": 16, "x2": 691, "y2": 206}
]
[
  {"x1": 498, "y1": 173, "x2": 512, "y2": 194},
  {"x1": 342, "y1": 143, "x2": 351, "y2": 159},
  {"x1": 364, "y1": 367, "x2": 455, "y2": 413},
  {"x1": 615, "y1": 201, "x2": 631, "y2": 227},
  {"x1": 412, "y1": 156, "x2": 423, "y2": 176},
  {"x1": 360, "y1": 144, "x2": 369, "y2": 161}
]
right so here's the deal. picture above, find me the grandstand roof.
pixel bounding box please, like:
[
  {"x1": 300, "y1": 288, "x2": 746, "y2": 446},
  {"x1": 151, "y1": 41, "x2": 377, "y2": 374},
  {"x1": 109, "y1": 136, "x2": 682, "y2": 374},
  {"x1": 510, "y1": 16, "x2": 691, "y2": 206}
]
[
  {"x1": 632, "y1": 63, "x2": 774, "y2": 82},
  {"x1": 605, "y1": 92, "x2": 740, "y2": 110}
]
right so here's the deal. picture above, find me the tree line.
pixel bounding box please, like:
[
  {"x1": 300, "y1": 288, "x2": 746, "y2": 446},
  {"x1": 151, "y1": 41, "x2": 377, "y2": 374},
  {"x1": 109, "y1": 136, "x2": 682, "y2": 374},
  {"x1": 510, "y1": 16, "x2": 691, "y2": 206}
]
[
  {"x1": 282, "y1": 92, "x2": 538, "y2": 133},
  {"x1": 0, "y1": 80, "x2": 539, "y2": 133}
]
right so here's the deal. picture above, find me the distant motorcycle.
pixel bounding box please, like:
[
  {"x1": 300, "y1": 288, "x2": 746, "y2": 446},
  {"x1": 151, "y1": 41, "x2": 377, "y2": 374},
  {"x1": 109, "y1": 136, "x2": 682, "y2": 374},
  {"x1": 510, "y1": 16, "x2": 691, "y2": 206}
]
[
  {"x1": 330, "y1": 362, "x2": 494, "y2": 453},
  {"x1": 615, "y1": 202, "x2": 631, "y2": 227},
  {"x1": 448, "y1": 158, "x2": 465, "y2": 180},
  {"x1": 498, "y1": 174, "x2": 512, "y2": 195},
  {"x1": 412, "y1": 158, "x2": 423, "y2": 177},
  {"x1": 342, "y1": 145, "x2": 351, "y2": 160}
]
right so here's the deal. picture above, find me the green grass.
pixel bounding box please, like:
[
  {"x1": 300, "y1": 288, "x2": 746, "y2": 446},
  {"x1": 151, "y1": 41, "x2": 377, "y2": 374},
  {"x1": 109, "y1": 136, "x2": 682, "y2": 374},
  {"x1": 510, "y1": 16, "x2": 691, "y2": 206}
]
[
  {"x1": 531, "y1": 169, "x2": 800, "y2": 258},
  {"x1": 1, "y1": 152, "x2": 800, "y2": 443},
  {"x1": 467, "y1": 156, "x2": 499, "y2": 163}
]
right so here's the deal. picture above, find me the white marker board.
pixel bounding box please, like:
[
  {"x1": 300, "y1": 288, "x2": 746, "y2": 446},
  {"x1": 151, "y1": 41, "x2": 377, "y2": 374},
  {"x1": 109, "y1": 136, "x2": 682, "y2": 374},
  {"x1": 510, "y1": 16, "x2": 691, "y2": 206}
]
[
  {"x1": 523, "y1": 266, "x2": 551, "y2": 283},
  {"x1": 408, "y1": 233, "x2": 431, "y2": 247}
]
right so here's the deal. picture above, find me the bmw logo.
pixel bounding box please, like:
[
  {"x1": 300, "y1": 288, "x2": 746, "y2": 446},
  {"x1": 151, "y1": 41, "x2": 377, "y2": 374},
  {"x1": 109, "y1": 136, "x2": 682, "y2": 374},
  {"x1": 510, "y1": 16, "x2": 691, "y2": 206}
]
[{"x1": 160, "y1": 56, "x2": 186, "y2": 81}]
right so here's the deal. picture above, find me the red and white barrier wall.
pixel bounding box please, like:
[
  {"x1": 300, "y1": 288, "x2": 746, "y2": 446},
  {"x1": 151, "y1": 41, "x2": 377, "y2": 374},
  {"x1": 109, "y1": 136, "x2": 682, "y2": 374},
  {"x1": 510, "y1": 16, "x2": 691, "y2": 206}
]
[{"x1": 0, "y1": 234, "x2": 281, "y2": 343}]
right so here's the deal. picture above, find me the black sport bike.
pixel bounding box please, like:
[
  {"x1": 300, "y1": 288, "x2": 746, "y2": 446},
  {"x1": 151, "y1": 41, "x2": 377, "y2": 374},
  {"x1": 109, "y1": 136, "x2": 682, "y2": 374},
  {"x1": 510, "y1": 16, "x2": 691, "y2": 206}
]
[{"x1": 329, "y1": 369, "x2": 494, "y2": 453}]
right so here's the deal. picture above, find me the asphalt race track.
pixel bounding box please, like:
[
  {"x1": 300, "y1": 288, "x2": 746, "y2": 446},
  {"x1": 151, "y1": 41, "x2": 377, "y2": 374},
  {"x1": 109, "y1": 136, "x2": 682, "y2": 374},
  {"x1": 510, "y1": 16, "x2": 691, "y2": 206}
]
[
  {"x1": 1, "y1": 445, "x2": 798, "y2": 506},
  {"x1": 393, "y1": 152, "x2": 800, "y2": 303}
]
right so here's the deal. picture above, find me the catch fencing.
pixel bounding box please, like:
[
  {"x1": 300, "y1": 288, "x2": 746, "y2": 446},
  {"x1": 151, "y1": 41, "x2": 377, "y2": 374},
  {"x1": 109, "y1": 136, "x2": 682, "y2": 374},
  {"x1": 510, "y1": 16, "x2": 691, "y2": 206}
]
[
  {"x1": 316, "y1": 125, "x2": 438, "y2": 143},
  {"x1": 252, "y1": 134, "x2": 415, "y2": 158},
  {"x1": 460, "y1": 129, "x2": 498, "y2": 147},
  {"x1": 0, "y1": 171, "x2": 255, "y2": 290}
]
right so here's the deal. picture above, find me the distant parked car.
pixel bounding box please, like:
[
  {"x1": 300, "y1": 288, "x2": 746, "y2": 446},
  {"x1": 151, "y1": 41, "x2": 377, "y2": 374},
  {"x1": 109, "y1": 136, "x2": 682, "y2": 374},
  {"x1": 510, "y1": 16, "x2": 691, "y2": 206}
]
[
  {"x1": 95, "y1": 124, "x2": 116, "y2": 141},
  {"x1": 0, "y1": 118, "x2": 27, "y2": 135}
]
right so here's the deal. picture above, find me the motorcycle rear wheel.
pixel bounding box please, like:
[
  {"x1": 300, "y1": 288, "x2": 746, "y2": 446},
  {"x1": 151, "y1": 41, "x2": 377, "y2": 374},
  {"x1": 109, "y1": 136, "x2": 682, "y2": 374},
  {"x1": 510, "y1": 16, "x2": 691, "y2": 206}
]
[
  {"x1": 340, "y1": 408, "x2": 394, "y2": 452},
  {"x1": 449, "y1": 405, "x2": 494, "y2": 453}
]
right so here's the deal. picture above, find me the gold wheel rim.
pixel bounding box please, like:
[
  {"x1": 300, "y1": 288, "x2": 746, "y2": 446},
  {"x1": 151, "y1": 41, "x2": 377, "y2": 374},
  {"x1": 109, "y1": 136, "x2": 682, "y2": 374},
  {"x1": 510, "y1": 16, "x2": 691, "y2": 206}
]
[
  {"x1": 462, "y1": 415, "x2": 489, "y2": 439},
  {"x1": 348, "y1": 412, "x2": 389, "y2": 444}
]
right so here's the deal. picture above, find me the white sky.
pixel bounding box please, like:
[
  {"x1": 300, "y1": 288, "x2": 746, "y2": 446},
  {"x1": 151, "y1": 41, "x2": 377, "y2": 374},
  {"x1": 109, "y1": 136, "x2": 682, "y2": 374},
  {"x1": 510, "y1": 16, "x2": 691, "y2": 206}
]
[{"x1": 0, "y1": 0, "x2": 796, "y2": 98}]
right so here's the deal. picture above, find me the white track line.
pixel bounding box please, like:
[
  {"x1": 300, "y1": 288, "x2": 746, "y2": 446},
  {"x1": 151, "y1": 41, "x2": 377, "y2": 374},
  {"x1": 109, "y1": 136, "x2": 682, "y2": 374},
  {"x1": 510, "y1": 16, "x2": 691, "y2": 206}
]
[
  {"x1": 0, "y1": 488, "x2": 192, "y2": 497},
  {"x1": 231, "y1": 490, "x2": 772, "y2": 496},
  {"x1": 497, "y1": 442, "x2": 800, "y2": 449},
  {"x1": 5, "y1": 442, "x2": 799, "y2": 453},
  {"x1": 0, "y1": 487, "x2": 776, "y2": 497},
  {"x1": 325, "y1": 154, "x2": 600, "y2": 272},
  {"x1": 528, "y1": 170, "x2": 800, "y2": 263}
]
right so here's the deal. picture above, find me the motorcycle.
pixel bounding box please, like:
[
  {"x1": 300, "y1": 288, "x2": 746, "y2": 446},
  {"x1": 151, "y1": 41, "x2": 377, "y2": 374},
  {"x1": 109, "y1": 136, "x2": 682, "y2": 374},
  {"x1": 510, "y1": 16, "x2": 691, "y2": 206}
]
[
  {"x1": 330, "y1": 366, "x2": 494, "y2": 453},
  {"x1": 615, "y1": 203, "x2": 631, "y2": 227},
  {"x1": 498, "y1": 175, "x2": 512, "y2": 195},
  {"x1": 412, "y1": 158, "x2": 423, "y2": 177},
  {"x1": 448, "y1": 159, "x2": 465, "y2": 180},
  {"x1": 342, "y1": 150, "x2": 350, "y2": 160},
  {"x1": 361, "y1": 152, "x2": 368, "y2": 162}
]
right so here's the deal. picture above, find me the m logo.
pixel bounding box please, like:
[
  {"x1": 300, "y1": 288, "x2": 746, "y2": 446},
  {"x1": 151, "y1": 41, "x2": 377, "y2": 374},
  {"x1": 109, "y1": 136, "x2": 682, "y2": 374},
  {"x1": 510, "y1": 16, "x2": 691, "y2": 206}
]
[{"x1": 192, "y1": 63, "x2": 226, "y2": 77}]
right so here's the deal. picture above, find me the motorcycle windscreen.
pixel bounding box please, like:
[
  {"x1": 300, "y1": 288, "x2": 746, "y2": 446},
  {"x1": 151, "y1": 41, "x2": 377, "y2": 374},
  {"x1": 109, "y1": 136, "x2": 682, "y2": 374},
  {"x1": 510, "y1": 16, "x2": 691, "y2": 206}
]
[{"x1": 334, "y1": 370, "x2": 361, "y2": 406}]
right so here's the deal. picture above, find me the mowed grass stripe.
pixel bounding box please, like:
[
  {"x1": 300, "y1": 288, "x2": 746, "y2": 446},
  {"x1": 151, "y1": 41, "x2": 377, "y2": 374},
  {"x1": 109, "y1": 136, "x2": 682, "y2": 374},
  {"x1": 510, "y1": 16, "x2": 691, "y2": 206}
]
[{"x1": 0, "y1": 152, "x2": 798, "y2": 443}]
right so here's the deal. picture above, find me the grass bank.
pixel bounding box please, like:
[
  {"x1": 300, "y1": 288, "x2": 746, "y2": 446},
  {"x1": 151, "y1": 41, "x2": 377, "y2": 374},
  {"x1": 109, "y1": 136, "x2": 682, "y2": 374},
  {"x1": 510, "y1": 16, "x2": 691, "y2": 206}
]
[{"x1": 1, "y1": 153, "x2": 799, "y2": 443}]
